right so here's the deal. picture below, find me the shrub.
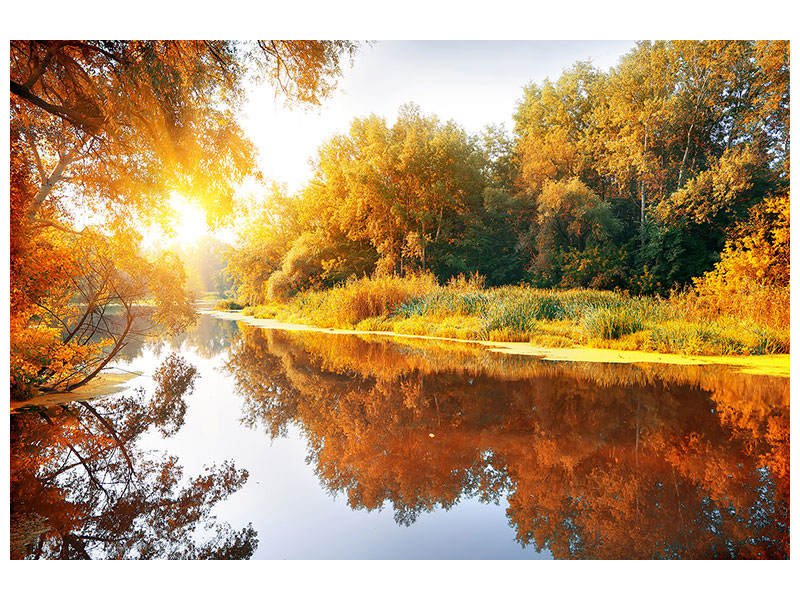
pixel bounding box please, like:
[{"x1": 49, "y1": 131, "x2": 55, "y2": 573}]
[
  {"x1": 686, "y1": 194, "x2": 789, "y2": 330},
  {"x1": 214, "y1": 299, "x2": 245, "y2": 311},
  {"x1": 582, "y1": 307, "x2": 644, "y2": 340}
]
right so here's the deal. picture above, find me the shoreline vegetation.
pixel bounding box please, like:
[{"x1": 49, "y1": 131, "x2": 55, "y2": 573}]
[{"x1": 209, "y1": 273, "x2": 789, "y2": 377}]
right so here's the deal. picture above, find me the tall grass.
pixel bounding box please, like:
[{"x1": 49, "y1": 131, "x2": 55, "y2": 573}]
[
  {"x1": 277, "y1": 272, "x2": 438, "y2": 328},
  {"x1": 397, "y1": 286, "x2": 663, "y2": 340},
  {"x1": 245, "y1": 274, "x2": 788, "y2": 356},
  {"x1": 581, "y1": 306, "x2": 645, "y2": 340}
]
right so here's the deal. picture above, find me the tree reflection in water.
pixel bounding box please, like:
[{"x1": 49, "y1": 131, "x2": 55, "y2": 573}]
[
  {"x1": 226, "y1": 326, "x2": 788, "y2": 559},
  {"x1": 10, "y1": 353, "x2": 257, "y2": 559}
]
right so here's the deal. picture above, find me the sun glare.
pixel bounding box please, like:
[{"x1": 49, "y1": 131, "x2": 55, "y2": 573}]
[
  {"x1": 170, "y1": 195, "x2": 209, "y2": 242},
  {"x1": 142, "y1": 194, "x2": 210, "y2": 250}
]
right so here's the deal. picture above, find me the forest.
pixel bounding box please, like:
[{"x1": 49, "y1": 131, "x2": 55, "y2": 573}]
[
  {"x1": 227, "y1": 40, "x2": 789, "y2": 357},
  {"x1": 9, "y1": 40, "x2": 790, "y2": 403}
]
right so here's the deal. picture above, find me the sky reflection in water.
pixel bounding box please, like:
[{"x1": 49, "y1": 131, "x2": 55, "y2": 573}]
[{"x1": 11, "y1": 314, "x2": 789, "y2": 559}]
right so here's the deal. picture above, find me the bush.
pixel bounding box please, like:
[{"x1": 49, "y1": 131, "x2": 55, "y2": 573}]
[
  {"x1": 214, "y1": 299, "x2": 245, "y2": 311},
  {"x1": 685, "y1": 194, "x2": 789, "y2": 330},
  {"x1": 581, "y1": 306, "x2": 644, "y2": 340}
]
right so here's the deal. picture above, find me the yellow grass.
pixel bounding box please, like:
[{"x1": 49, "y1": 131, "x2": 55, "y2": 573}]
[{"x1": 231, "y1": 275, "x2": 789, "y2": 357}]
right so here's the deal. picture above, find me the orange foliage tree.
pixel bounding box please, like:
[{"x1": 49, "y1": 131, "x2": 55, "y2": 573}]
[{"x1": 10, "y1": 40, "x2": 359, "y2": 401}]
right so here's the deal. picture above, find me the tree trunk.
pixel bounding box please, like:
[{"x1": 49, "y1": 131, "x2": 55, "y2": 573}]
[
  {"x1": 27, "y1": 139, "x2": 85, "y2": 222},
  {"x1": 65, "y1": 306, "x2": 135, "y2": 391},
  {"x1": 640, "y1": 129, "x2": 648, "y2": 227},
  {"x1": 677, "y1": 120, "x2": 695, "y2": 189},
  {"x1": 640, "y1": 129, "x2": 648, "y2": 250}
]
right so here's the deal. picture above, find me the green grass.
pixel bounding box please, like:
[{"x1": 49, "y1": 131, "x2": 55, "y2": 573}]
[
  {"x1": 581, "y1": 306, "x2": 645, "y2": 340},
  {"x1": 238, "y1": 275, "x2": 789, "y2": 356}
]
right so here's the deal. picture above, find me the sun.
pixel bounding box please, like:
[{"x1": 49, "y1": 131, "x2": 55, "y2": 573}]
[
  {"x1": 140, "y1": 194, "x2": 211, "y2": 250},
  {"x1": 168, "y1": 194, "x2": 210, "y2": 245}
]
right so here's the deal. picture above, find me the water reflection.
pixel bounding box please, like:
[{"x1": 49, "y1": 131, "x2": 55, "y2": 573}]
[
  {"x1": 10, "y1": 353, "x2": 257, "y2": 559},
  {"x1": 11, "y1": 314, "x2": 789, "y2": 559},
  {"x1": 115, "y1": 309, "x2": 242, "y2": 360},
  {"x1": 225, "y1": 326, "x2": 789, "y2": 559}
]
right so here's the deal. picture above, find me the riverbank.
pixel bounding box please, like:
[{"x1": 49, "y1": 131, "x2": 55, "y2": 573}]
[
  {"x1": 203, "y1": 309, "x2": 789, "y2": 378},
  {"x1": 227, "y1": 275, "x2": 789, "y2": 360},
  {"x1": 10, "y1": 369, "x2": 142, "y2": 412}
]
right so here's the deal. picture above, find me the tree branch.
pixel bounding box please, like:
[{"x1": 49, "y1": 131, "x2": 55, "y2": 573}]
[{"x1": 11, "y1": 80, "x2": 103, "y2": 133}]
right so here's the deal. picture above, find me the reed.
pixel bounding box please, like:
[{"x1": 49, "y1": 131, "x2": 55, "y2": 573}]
[
  {"x1": 581, "y1": 306, "x2": 645, "y2": 340},
  {"x1": 244, "y1": 275, "x2": 788, "y2": 356}
]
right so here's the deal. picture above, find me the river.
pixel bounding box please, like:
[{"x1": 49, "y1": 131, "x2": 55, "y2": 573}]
[{"x1": 10, "y1": 312, "x2": 789, "y2": 559}]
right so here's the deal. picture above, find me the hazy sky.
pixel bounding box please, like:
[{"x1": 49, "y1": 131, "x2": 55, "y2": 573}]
[{"x1": 241, "y1": 40, "x2": 637, "y2": 193}]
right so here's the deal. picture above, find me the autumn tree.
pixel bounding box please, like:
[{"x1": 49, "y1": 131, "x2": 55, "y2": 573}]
[
  {"x1": 10, "y1": 41, "x2": 359, "y2": 228},
  {"x1": 10, "y1": 225, "x2": 196, "y2": 400},
  {"x1": 10, "y1": 40, "x2": 359, "y2": 400},
  {"x1": 514, "y1": 61, "x2": 603, "y2": 198},
  {"x1": 512, "y1": 40, "x2": 789, "y2": 292},
  {"x1": 527, "y1": 178, "x2": 623, "y2": 287},
  {"x1": 248, "y1": 104, "x2": 489, "y2": 296}
]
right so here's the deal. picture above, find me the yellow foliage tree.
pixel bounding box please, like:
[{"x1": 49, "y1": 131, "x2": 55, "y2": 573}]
[{"x1": 691, "y1": 194, "x2": 789, "y2": 329}]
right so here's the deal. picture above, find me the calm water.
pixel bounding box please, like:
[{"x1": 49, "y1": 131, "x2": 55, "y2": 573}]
[{"x1": 10, "y1": 314, "x2": 789, "y2": 559}]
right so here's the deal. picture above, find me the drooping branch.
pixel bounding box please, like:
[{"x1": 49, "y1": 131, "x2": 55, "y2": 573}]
[
  {"x1": 10, "y1": 80, "x2": 104, "y2": 133},
  {"x1": 21, "y1": 41, "x2": 66, "y2": 90},
  {"x1": 39, "y1": 411, "x2": 112, "y2": 504}
]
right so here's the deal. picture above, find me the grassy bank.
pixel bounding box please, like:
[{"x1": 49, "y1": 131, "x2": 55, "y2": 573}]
[{"x1": 240, "y1": 274, "x2": 789, "y2": 356}]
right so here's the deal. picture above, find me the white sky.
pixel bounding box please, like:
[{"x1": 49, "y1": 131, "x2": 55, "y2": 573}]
[{"x1": 242, "y1": 40, "x2": 636, "y2": 193}]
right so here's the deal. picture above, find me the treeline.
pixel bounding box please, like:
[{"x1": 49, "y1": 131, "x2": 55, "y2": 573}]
[
  {"x1": 229, "y1": 40, "x2": 789, "y2": 305},
  {"x1": 168, "y1": 236, "x2": 234, "y2": 297}
]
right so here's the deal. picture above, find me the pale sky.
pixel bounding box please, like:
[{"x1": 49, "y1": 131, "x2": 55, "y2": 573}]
[{"x1": 241, "y1": 40, "x2": 637, "y2": 193}]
